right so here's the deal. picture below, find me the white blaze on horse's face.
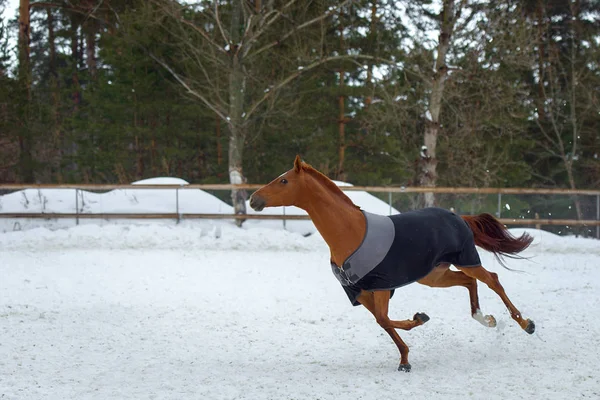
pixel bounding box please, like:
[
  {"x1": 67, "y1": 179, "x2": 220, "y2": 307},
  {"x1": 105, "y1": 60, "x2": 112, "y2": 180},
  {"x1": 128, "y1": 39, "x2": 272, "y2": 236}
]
[{"x1": 249, "y1": 156, "x2": 305, "y2": 211}]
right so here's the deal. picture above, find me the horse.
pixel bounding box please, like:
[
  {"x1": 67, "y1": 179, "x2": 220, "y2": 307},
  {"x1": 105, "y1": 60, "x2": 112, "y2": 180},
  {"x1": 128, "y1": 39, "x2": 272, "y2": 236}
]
[{"x1": 249, "y1": 155, "x2": 535, "y2": 372}]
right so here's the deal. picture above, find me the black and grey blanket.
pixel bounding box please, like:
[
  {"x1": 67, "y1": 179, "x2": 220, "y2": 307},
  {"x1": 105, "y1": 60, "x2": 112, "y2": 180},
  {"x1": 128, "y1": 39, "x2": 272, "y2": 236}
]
[{"x1": 331, "y1": 207, "x2": 481, "y2": 306}]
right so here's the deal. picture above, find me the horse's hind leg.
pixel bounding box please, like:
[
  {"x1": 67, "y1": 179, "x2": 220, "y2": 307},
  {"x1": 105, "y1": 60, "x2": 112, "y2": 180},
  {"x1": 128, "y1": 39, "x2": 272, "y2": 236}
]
[
  {"x1": 357, "y1": 290, "x2": 429, "y2": 372},
  {"x1": 457, "y1": 266, "x2": 535, "y2": 334},
  {"x1": 418, "y1": 264, "x2": 496, "y2": 328}
]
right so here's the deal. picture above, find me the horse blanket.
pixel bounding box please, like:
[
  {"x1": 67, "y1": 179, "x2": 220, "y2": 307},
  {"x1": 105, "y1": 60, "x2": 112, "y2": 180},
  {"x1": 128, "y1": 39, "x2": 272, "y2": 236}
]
[{"x1": 331, "y1": 207, "x2": 481, "y2": 306}]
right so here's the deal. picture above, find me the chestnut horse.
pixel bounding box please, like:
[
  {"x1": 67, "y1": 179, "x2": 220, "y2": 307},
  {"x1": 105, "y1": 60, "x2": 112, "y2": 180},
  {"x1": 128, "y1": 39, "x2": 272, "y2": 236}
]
[{"x1": 250, "y1": 156, "x2": 535, "y2": 372}]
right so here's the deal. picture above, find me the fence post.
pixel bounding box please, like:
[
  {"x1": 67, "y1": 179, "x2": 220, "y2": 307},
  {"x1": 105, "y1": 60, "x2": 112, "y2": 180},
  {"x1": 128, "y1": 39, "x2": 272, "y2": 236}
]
[
  {"x1": 75, "y1": 188, "x2": 79, "y2": 226},
  {"x1": 388, "y1": 191, "x2": 392, "y2": 215},
  {"x1": 597, "y1": 194, "x2": 599, "y2": 239},
  {"x1": 176, "y1": 186, "x2": 180, "y2": 224},
  {"x1": 283, "y1": 207, "x2": 286, "y2": 230},
  {"x1": 497, "y1": 193, "x2": 502, "y2": 218}
]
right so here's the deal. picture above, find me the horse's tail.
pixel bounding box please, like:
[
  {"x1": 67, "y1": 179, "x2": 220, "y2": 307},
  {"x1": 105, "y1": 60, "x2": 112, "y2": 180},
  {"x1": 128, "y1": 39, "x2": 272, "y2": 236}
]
[{"x1": 462, "y1": 213, "x2": 533, "y2": 268}]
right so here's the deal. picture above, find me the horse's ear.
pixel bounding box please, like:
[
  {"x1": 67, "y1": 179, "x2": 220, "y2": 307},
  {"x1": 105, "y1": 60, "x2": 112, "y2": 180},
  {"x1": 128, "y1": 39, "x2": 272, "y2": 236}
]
[{"x1": 294, "y1": 155, "x2": 302, "y2": 173}]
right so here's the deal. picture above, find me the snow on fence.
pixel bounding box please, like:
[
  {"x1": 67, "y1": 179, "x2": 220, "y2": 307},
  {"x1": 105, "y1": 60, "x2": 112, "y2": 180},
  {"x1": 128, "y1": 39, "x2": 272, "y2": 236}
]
[{"x1": 0, "y1": 184, "x2": 599, "y2": 237}]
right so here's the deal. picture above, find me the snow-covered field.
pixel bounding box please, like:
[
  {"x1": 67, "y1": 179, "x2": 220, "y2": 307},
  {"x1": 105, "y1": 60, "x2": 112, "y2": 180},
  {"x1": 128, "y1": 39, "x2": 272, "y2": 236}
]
[{"x1": 1, "y1": 183, "x2": 600, "y2": 399}]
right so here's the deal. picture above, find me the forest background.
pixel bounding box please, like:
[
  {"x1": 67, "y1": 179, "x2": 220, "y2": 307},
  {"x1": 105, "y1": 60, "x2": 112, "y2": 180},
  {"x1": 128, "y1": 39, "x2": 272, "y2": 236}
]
[{"x1": 0, "y1": 0, "x2": 599, "y2": 229}]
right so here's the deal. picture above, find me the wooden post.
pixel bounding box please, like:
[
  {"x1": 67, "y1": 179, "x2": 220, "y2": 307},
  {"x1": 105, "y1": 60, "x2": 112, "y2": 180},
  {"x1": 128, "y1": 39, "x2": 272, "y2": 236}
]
[
  {"x1": 282, "y1": 206, "x2": 286, "y2": 230},
  {"x1": 75, "y1": 189, "x2": 79, "y2": 226},
  {"x1": 176, "y1": 187, "x2": 180, "y2": 224},
  {"x1": 596, "y1": 194, "x2": 600, "y2": 239},
  {"x1": 535, "y1": 212, "x2": 540, "y2": 230},
  {"x1": 497, "y1": 193, "x2": 502, "y2": 218}
]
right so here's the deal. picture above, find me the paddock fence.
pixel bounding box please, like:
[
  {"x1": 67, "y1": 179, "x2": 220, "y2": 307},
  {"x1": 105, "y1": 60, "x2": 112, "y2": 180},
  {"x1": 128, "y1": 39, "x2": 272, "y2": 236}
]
[{"x1": 0, "y1": 184, "x2": 599, "y2": 238}]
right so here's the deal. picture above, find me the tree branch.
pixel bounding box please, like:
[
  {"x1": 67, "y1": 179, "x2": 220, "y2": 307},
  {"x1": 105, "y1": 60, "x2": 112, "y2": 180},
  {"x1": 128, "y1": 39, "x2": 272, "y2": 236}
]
[
  {"x1": 182, "y1": 47, "x2": 228, "y2": 110},
  {"x1": 154, "y1": 1, "x2": 228, "y2": 55},
  {"x1": 244, "y1": 54, "x2": 389, "y2": 120},
  {"x1": 244, "y1": 0, "x2": 297, "y2": 47},
  {"x1": 30, "y1": 2, "x2": 111, "y2": 25},
  {"x1": 214, "y1": 1, "x2": 230, "y2": 46},
  {"x1": 534, "y1": 116, "x2": 559, "y2": 150},
  {"x1": 149, "y1": 53, "x2": 228, "y2": 124},
  {"x1": 247, "y1": 0, "x2": 356, "y2": 60}
]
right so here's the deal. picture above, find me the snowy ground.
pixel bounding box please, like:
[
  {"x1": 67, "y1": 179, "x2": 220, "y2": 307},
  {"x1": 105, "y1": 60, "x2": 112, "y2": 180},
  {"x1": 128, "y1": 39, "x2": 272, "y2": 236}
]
[
  {"x1": 2, "y1": 181, "x2": 600, "y2": 399},
  {"x1": 1, "y1": 222, "x2": 600, "y2": 400}
]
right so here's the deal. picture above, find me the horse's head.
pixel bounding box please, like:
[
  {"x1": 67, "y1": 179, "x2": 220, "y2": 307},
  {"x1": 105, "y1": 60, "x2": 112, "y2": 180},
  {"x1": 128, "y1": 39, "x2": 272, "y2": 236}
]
[{"x1": 250, "y1": 155, "x2": 306, "y2": 211}]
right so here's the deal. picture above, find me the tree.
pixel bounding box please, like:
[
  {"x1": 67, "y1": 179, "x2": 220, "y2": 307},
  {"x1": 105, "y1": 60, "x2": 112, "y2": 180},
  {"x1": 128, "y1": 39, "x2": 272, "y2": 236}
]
[
  {"x1": 136, "y1": 0, "x2": 384, "y2": 224},
  {"x1": 17, "y1": 0, "x2": 35, "y2": 182},
  {"x1": 524, "y1": 0, "x2": 600, "y2": 226}
]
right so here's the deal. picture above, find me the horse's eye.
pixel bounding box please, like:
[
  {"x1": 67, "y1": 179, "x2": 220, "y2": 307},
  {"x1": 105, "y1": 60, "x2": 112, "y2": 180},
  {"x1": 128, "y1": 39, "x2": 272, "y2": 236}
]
[{"x1": 280, "y1": 178, "x2": 288, "y2": 184}]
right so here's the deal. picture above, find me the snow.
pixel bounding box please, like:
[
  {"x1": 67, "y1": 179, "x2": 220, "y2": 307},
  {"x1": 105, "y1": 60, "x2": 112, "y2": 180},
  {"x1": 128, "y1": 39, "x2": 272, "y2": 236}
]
[
  {"x1": 131, "y1": 177, "x2": 190, "y2": 185},
  {"x1": 1, "y1": 179, "x2": 600, "y2": 399},
  {"x1": 425, "y1": 109, "x2": 433, "y2": 121},
  {"x1": 0, "y1": 179, "x2": 233, "y2": 232},
  {"x1": 1, "y1": 179, "x2": 396, "y2": 235}
]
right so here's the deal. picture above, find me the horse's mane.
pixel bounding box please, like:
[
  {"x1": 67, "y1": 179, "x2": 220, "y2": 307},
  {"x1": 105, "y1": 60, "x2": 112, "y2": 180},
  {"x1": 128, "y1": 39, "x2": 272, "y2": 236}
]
[{"x1": 301, "y1": 163, "x2": 359, "y2": 209}]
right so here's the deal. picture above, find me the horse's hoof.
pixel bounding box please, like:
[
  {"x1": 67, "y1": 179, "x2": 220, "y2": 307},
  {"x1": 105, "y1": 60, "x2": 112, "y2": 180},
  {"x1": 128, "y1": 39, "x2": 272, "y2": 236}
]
[
  {"x1": 414, "y1": 312, "x2": 430, "y2": 324},
  {"x1": 485, "y1": 315, "x2": 497, "y2": 328},
  {"x1": 473, "y1": 310, "x2": 496, "y2": 328},
  {"x1": 398, "y1": 363, "x2": 412, "y2": 372},
  {"x1": 525, "y1": 319, "x2": 535, "y2": 334}
]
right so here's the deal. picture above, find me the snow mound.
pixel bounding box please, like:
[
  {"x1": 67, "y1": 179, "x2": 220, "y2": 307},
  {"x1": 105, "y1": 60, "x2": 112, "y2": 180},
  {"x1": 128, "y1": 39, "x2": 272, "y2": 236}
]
[
  {"x1": 0, "y1": 177, "x2": 233, "y2": 232},
  {"x1": 132, "y1": 177, "x2": 189, "y2": 185},
  {"x1": 509, "y1": 228, "x2": 600, "y2": 255}
]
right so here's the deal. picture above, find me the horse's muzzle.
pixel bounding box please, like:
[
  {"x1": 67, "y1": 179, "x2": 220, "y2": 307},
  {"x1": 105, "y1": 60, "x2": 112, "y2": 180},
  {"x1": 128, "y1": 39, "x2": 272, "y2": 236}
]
[{"x1": 249, "y1": 194, "x2": 266, "y2": 211}]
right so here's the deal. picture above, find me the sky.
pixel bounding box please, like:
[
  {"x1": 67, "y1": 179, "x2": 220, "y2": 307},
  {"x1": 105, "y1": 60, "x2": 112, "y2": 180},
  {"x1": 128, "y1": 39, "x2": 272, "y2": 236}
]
[
  {"x1": 1, "y1": 0, "x2": 19, "y2": 70},
  {"x1": 1, "y1": 0, "x2": 18, "y2": 24}
]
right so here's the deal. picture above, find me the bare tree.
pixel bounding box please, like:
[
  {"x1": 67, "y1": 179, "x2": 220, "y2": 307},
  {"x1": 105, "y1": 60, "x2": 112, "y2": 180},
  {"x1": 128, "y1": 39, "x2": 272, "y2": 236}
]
[
  {"x1": 146, "y1": 0, "x2": 382, "y2": 224},
  {"x1": 437, "y1": 2, "x2": 535, "y2": 189},
  {"x1": 418, "y1": 0, "x2": 465, "y2": 207},
  {"x1": 533, "y1": 7, "x2": 591, "y2": 224}
]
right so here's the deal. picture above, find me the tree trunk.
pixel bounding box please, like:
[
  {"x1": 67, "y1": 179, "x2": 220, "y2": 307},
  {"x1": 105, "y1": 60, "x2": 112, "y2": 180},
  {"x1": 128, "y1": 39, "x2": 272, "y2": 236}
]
[
  {"x1": 48, "y1": 9, "x2": 58, "y2": 130},
  {"x1": 151, "y1": 138, "x2": 157, "y2": 175},
  {"x1": 535, "y1": 0, "x2": 546, "y2": 121},
  {"x1": 18, "y1": 0, "x2": 34, "y2": 182},
  {"x1": 567, "y1": 1, "x2": 584, "y2": 231},
  {"x1": 85, "y1": 27, "x2": 97, "y2": 80},
  {"x1": 228, "y1": 0, "x2": 247, "y2": 226},
  {"x1": 228, "y1": 123, "x2": 247, "y2": 224},
  {"x1": 216, "y1": 114, "x2": 222, "y2": 165},
  {"x1": 365, "y1": 0, "x2": 377, "y2": 108},
  {"x1": 133, "y1": 93, "x2": 143, "y2": 179},
  {"x1": 337, "y1": 68, "x2": 346, "y2": 180},
  {"x1": 71, "y1": 15, "x2": 81, "y2": 110},
  {"x1": 420, "y1": 0, "x2": 455, "y2": 207},
  {"x1": 47, "y1": 8, "x2": 62, "y2": 180},
  {"x1": 337, "y1": 14, "x2": 346, "y2": 180}
]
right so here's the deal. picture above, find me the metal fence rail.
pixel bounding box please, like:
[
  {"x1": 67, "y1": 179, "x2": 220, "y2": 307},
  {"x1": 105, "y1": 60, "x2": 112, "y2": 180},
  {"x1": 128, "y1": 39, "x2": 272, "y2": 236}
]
[{"x1": 1, "y1": 184, "x2": 599, "y2": 236}]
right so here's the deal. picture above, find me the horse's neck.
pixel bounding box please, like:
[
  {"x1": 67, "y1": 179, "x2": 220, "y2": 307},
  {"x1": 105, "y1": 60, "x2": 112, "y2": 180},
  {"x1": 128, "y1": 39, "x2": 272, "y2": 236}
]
[{"x1": 299, "y1": 176, "x2": 366, "y2": 267}]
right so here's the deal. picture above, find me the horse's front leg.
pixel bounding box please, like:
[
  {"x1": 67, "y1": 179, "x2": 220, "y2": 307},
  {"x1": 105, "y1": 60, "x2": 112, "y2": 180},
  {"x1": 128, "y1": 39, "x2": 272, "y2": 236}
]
[{"x1": 357, "y1": 290, "x2": 429, "y2": 372}]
